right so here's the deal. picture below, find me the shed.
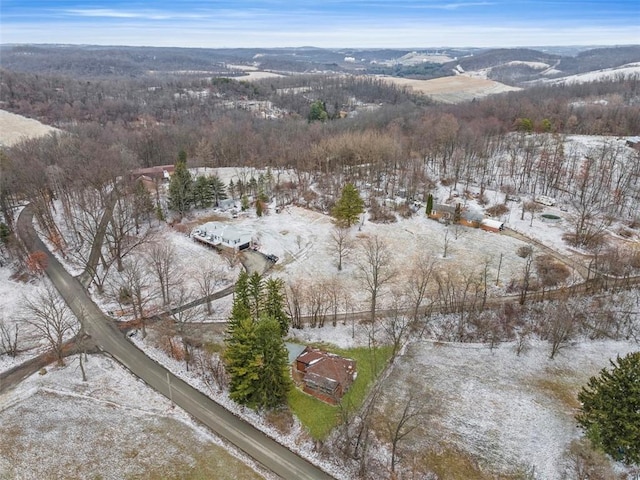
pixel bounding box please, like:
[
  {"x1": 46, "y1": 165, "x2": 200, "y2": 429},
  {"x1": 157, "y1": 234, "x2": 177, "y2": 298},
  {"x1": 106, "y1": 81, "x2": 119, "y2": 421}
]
[{"x1": 480, "y1": 218, "x2": 505, "y2": 232}]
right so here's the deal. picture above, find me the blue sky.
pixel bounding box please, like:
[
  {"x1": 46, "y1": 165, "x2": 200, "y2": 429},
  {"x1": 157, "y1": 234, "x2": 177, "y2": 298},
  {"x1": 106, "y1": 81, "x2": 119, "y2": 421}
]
[{"x1": 1, "y1": 1, "x2": 638, "y2": 48}]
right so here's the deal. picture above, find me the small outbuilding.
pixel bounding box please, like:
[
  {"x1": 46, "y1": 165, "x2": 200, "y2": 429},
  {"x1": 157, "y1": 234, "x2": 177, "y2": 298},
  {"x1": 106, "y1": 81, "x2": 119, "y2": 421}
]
[{"x1": 480, "y1": 218, "x2": 505, "y2": 232}]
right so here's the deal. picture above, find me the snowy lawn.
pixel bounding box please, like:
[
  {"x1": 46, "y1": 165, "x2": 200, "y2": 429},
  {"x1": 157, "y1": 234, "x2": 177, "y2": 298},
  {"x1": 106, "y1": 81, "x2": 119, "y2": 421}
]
[
  {"x1": 0, "y1": 269, "x2": 66, "y2": 374},
  {"x1": 375, "y1": 338, "x2": 639, "y2": 478},
  {"x1": 0, "y1": 354, "x2": 272, "y2": 480}
]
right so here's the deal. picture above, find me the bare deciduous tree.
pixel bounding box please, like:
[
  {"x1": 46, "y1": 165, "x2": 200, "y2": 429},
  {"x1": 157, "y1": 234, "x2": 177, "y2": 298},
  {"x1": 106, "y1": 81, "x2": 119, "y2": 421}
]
[
  {"x1": 147, "y1": 242, "x2": 178, "y2": 305},
  {"x1": 330, "y1": 225, "x2": 353, "y2": 271},
  {"x1": 114, "y1": 256, "x2": 155, "y2": 337},
  {"x1": 383, "y1": 390, "x2": 425, "y2": 475},
  {"x1": 406, "y1": 252, "x2": 436, "y2": 322},
  {"x1": 357, "y1": 235, "x2": 396, "y2": 372},
  {"x1": 380, "y1": 300, "x2": 413, "y2": 359},
  {"x1": 357, "y1": 235, "x2": 396, "y2": 325},
  {"x1": 169, "y1": 287, "x2": 199, "y2": 371},
  {"x1": 0, "y1": 316, "x2": 19, "y2": 357},
  {"x1": 194, "y1": 349, "x2": 228, "y2": 393},
  {"x1": 22, "y1": 284, "x2": 78, "y2": 366},
  {"x1": 196, "y1": 261, "x2": 226, "y2": 315}
]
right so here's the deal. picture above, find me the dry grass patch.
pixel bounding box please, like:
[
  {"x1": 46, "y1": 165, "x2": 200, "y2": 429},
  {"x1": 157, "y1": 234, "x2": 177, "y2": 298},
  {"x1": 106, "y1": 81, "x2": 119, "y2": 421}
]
[
  {"x1": 532, "y1": 366, "x2": 583, "y2": 412},
  {"x1": 416, "y1": 444, "x2": 536, "y2": 480}
]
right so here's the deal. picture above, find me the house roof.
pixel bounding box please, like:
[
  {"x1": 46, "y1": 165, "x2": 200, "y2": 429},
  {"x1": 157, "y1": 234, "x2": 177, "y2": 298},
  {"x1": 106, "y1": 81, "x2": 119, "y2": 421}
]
[
  {"x1": 297, "y1": 347, "x2": 356, "y2": 391},
  {"x1": 131, "y1": 165, "x2": 175, "y2": 179},
  {"x1": 285, "y1": 342, "x2": 307, "y2": 364},
  {"x1": 481, "y1": 218, "x2": 504, "y2": 229},
  {"x1": 196, "y1": 222, "x2": 252, "y2": 246}
]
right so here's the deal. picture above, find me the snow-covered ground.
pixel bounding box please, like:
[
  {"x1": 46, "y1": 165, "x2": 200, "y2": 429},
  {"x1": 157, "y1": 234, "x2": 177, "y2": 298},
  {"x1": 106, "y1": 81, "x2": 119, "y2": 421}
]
[
  {"x1": 0, "y1": 269, "x2": 58, "y2": 374},
  {"x1": 3, "y1": 133, "x2": 639, "y2": 477},
  {"x1": 0, "y1": 354, "x2": 273, "y2": 480},
  {"x1": 379, "y1": 338, "x2": 638, "y2": 478}
]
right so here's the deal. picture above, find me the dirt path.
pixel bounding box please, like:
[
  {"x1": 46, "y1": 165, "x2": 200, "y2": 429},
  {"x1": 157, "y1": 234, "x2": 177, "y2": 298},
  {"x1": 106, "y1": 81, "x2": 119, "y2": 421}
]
[{"x1": 502, "y1": 227, "x2": 590, "y2": 280}]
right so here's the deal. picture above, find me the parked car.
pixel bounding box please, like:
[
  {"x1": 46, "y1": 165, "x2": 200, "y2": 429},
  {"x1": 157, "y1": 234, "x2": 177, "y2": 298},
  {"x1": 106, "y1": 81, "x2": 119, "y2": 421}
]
[{"x1": 506, "y1": 195, "x2": 521, "y2": 202}]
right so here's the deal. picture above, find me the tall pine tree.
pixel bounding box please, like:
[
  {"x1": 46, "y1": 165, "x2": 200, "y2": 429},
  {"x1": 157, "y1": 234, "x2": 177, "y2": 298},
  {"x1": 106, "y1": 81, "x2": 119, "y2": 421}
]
[
  {"x1": 264, "y1": 278, "x2": 289, "y2": 335},
  {"x1": 576, "y1": 352, "x2": 640, "y2": 465},
  {"x1": 168, "y1": 150, "x2": 193, "y2": 217},
  {"x1": 224, "y1": 272, "x2": 292, "y2": 410},
  {"x1": 332, "y1": 183, "x2": 364, "y2": 227}
]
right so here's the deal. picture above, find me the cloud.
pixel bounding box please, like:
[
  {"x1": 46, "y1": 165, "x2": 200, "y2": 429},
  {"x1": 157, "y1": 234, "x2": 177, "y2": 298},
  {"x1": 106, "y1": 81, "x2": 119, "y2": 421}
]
[
  {"x1": 431, "y1": 2, "x2": 495, "y2": 10},
  {"x1": 64, "y1": 8, "x2": 210, "y2": 21}
]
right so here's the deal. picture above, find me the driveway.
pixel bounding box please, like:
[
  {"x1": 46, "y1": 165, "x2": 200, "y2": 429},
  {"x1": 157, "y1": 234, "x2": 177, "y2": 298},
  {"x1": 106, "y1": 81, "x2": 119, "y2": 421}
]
[{"x1": 16, "y1": 204, "x2": 336, "y2": 480}]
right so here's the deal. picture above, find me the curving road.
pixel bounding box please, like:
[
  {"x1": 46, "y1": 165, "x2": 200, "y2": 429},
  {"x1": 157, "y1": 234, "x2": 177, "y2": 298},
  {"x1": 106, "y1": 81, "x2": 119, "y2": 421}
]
[{"x1": 17, "y1": 205, "x2": 336, "y2": 480}]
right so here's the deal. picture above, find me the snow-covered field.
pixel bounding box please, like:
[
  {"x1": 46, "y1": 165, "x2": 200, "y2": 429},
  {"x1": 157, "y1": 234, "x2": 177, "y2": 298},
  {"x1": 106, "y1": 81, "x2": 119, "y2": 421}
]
[
  {"x1": 379, "y1": 338, "x2": 638, "y2": 478},
  {"x1": 0, "y1": 354, "x2": 272, "y2": 480}
]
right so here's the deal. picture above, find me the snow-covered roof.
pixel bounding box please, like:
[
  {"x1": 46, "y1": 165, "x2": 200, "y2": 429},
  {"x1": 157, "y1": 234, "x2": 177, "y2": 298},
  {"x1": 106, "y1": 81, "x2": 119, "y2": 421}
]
[
  {"x1": 481, "y1": 218, "x2": 504, "y2": 229},
  {"x1": 194, "y1": 222, "x2": 252, "y2": 247}
]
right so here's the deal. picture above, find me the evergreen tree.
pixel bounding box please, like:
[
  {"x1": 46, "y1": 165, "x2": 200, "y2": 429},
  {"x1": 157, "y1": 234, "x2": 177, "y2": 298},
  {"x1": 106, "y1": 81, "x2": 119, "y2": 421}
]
[
  {"x1": 225, "y1": 317, "x2": 261, "y2": 405},
  {"x1": 0, "y1": 222, "x2": 11, "y2": 246},
  {"x1": 453, "y1": 203, "x2": 462, "y2": 223},
  {"x1": 263, "y1": 278, "x2": 289, "y2": 335},
  {"x1": 193, "y1": 175, "x2": 214, "y2": 208},
  {"x1": 132, "y1": 180, "x2": 154, "y2": 231},
  {"x1": 209, "y1": 175, "x2": 228, "y2": 207},
  {"x1": 576, "y1": 352, "x2": 640, "y2": 465},
  {"x1": 252, "y1": 317, "x2": 292, "y2": 408},
  {"x1": 241, "y1": 195, "x2": 250, "y2": 211},
  {"x1": 168, "y1": 151, "x2": 193, "y2": 217},
  {"x1": 426, "y1": 193, "x2": 434, "y2": 216},
  {"x1": 248, "y1": 272, "x2": 263, "y2": 321},
  {"x1": 332, "y1": 183, "x2": 364, "y2": 227},
  {"x1": 229, "y1": 271, "x2": 251, "y2": 329},
  {"x1": 308, "y1": 100, "x2": 328, "y2": 123},
  {"x1": 224, "y1": 272, "x2": 292, "y2": 410}
]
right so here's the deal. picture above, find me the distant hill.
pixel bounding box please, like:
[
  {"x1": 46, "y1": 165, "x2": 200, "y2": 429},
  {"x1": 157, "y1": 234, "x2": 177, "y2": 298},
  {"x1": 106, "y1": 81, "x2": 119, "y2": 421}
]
[{"x1": 1, "y1": 44, "x2": 638, "y2": 87}]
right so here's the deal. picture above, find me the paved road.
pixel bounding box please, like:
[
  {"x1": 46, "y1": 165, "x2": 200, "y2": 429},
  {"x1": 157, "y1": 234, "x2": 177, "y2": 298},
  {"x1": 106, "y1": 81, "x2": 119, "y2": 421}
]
[{"x1": 17, "y1": 205, "x2": 336, "y2": 480}]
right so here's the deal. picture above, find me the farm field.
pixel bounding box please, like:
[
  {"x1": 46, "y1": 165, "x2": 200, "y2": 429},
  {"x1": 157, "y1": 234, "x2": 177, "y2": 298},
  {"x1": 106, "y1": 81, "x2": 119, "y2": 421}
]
[
  {"x1": 0, "y1": 109, "x2": 59, "y2": 147},
  {"x1": 379, "y1": 75, "x2": 521, "y2": 103}
]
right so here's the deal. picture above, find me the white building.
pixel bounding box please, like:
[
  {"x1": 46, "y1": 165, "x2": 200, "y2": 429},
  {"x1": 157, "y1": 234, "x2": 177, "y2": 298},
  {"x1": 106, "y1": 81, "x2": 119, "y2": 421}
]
[{"x1": 192, "y1": 222, "x2": 253, "y2": 251}]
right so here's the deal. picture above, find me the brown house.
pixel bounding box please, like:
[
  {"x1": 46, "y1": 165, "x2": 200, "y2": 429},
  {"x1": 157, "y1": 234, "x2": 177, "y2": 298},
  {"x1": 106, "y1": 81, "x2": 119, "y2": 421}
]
[
  {"x1": 293, "y1": 347, "x2": 356, "y2": 405},
  {"x1": 130, "y1": 164, "x2": 175, "y2": 182}
]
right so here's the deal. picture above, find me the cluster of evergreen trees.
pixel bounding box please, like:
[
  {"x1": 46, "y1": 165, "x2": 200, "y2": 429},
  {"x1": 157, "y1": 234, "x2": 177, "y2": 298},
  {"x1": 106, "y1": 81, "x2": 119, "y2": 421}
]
[
  {"x1": 168, "y1": 150, "x2": 228, "y2": 216},
  {"x1": 224, "y1": 272, "x2": 292, "y2": 410}
]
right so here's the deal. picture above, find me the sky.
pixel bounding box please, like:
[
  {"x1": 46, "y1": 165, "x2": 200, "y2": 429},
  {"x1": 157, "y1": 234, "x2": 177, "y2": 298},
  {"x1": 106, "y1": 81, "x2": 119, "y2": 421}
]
[{"x1": 1, "y1": 1, "x2": 638, "y2": 49}]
